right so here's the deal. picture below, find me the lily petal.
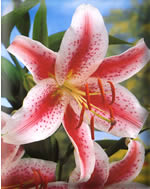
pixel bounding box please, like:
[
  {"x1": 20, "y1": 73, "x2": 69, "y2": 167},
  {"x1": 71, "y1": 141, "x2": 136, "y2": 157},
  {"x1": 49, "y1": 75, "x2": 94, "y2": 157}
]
[
  {"x1": 105, "y1": 140, "x2": 145, "y2": 186},
  {"x1": 11, "y1": 146, "x2": 25, "y2": 163},
  {"x1": 7, "y1": 35, "x2": 56, "y2": 83},
  {"x1": 70, "y1": 142, "x2": 109, "y2": 188},
  {"x1": 105, "y1": 183, "x2": 150, "y2": 189},
  {"x1": 84, "y1": 142, "x2": 109, "y2": 188},
  {"x1": 86, "y1": 78, "x2": 148, "y2": 138},
  {"x1": 63, "y1": 104, "x2": 95, "y2": 183},
  {"x1": 55, "y1": 4, "x2": 108, "y2": 85},
  {"x1": 47, "y1": 182, "x2": 75, "y2": 189},
  {"x1": 2, "y1": 158, "x2": 56, "y2": 188},
  {"x1": 1, "y1": 112, "x2": 24, "y2": 171},
  {"x1": 92, "y1": 39, "x2": 150, "y2": 83},
  {"x1": 2, "y1": 79, "x2": 68, "y2": 145}
]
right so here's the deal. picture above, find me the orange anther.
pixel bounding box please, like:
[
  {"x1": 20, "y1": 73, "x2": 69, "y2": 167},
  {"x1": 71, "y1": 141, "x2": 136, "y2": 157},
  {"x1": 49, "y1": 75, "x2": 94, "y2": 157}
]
[
  {"x1": 107, "y1": 81, "x2": 115, "y2": 105},
  {"x1": 90, "y1": 116, "x2": 95, "y2": 140},
  {"x1": 76, "y1": 103, "x2": 85, "y2": 128},
  {"x1": 98, "y1": 79, "x2": 106, "y2": 104},
  {"x1": 85, "y1": 83, "x2": 91, "y2": 110},
  {"x1": 108, "y1": 106, "x2": 116, "y2": 131},
  {"x1": 32, "y1": 168, "x2": 43, "y2": 189}
]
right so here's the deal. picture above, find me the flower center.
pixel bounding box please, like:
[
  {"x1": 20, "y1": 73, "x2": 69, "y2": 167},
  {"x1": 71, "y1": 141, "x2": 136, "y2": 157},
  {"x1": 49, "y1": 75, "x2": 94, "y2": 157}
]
[{"x1": 60, "y1": 78, "x2": 116, "y2": 140}]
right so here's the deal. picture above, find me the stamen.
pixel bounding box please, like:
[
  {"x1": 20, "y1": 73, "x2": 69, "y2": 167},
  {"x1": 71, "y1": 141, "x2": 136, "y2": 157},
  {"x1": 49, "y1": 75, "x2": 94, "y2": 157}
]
[
  {"x1": 107, "y1": 81, "x2": 115, "y2": 105},
  {"x1": 32, "y1": 168, "x2": 41, "y2": 189},
  {"x1": 76, "y1": 103, "x2": 85, "y2": 128},
  {"x1": 90, "y1": 116, "x2": 95, "y2": 140},
  {"x1": 98, "y1": 79, "x2": 106, "y2": 104},
  {"x1": 85, "y1": 83, "x2": 91, "y2": 110},
  {"x1": 108, "y1": 106, "x2": 116, "y2": 131}
]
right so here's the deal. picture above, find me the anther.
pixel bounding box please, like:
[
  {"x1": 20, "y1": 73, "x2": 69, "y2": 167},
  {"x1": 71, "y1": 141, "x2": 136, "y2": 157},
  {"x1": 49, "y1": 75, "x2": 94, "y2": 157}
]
[
  {"x1": 85, "y1": 83, "x2": 91, "y2": 110},
  {"x1": 108, "y1": 106, "x2": 116, "y2": 131},
  {"x1": 98, "y1": 79, "x2": 106, "y2": 104},
  {"x1": 76, "y1": 103, "x2": 85, "y2": 128},
  {"x1": 32, "y1": 168, "x2": 42, "y2": 189},
  {"x1": 107, "y1": 81, "x2": 115, "y2": 105},
  {"x1": 90, "y1": 116, "x2": 95, "y2": 140}
]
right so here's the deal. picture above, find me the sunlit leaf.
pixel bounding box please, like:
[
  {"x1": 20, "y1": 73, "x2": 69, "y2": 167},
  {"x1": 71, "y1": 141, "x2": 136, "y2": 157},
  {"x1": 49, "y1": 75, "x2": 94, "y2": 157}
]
[
  {"x1": 109, "y1": 35, "x2": 133, "y2": 45},
  {"x1": 23, "y1": 73, "x2": 35, "y2": 92},
  {"x1": 1, "y1": 0, "x2": 40, "y2": 47},
  {"x1": 32, "y1": 0, "x2": 48, "y2": 46}
]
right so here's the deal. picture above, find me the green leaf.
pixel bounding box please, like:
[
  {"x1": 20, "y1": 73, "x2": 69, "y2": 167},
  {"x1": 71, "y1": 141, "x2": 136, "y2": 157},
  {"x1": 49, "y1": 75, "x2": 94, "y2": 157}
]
[
  {"x1": 2, "y1": 0, "x2": 40, "y2": 47},
  {"x1": 16, "y1": 13, "x2": 30, "y2": 36},
  {"x1": 32, "y1": 0, "x2": 48, "y2": 46},
  {"x1": 48, "y1": 31, "x2": 65, "y2": 52},
  {"x1": 12, "y1": 0, "x2": 30, "y2": 36},
  {"x1": 1, "y1": 57, "x2": 21, "y2": 102},
  {"x1": 23, "y1": 73, "x2": 36, "y2": 92},
  {"x1": 109, "y1": 35, "x2": 133, "y2": 45},
  {"x1": 24, "y1": 135, "x2": 59, "y2": 162}
]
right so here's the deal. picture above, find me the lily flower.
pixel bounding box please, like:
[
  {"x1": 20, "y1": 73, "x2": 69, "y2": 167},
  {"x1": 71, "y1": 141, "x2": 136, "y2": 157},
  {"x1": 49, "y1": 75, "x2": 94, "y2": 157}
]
[
  {"x1": 47, "y1": 140, "x2": 149, "y2": 189},
  {"x1": 3, "y1": 4, "x2": 149, "y2": 182},
  {"x1": 1, "y1": 112, "x2": 56, "y2": 189}
]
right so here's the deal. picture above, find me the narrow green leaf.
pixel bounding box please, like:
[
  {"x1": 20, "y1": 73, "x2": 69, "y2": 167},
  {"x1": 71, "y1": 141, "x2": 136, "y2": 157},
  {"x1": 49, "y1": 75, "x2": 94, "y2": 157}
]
[
  {"x1": 1, "y1": 57, "x2": 20, "y2": 101},
  {"x1": 32, "y1": 0, "x2": 48, "y2": 46},
  {"x1": 109, "y1": 35, "x2": 133, "y2": 45},
  {"x1": 2, "y1": 0, "x2": 40, "y2": 47},
  {"x1": 16, "y1": 13, "x2": 30, "y2": 36},
  {"x1": 12, "y1": 0, "x2": 30, "y2": 36},
  {"x1": 48, "y1": 31, "x2": 65, "y2": 52}
]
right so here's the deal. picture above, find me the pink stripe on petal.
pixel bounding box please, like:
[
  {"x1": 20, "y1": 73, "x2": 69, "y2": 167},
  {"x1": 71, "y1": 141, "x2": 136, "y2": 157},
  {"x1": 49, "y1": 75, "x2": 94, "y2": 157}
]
[
  {"x1": 92, "y1": 39, "x2": 150, "y2": 83},
  {"x1": 55, "y1": 4, "x2": 108, "y2": 85},
  {"x1": 63, "y1": 105, "x2": 95, "y2": 183},
  {"x1": 3, "y1": 79, "x2": 68, "y2": 145},
  {"x1": 7, "y1": 35, "x2": 56, "y2": 83},
  {"x1": 105, "y1": 140, "x2": 145, "y2": 186},
  {"x1": 2, "y1": 158, "x2": 56, "y2": 188}
]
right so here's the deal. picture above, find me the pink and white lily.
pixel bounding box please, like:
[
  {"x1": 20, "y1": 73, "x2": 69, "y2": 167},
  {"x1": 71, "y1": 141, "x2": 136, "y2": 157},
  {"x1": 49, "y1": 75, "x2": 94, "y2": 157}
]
[
  {"x1": 1, "y1": 112, "x2": 57, "y2": 189},
  {"x1": 3, "y1": 4, "x2": 150, "y2": 183},
  {"x1": 47, "y1": 140, "x2": 149, "y2": 189}
]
